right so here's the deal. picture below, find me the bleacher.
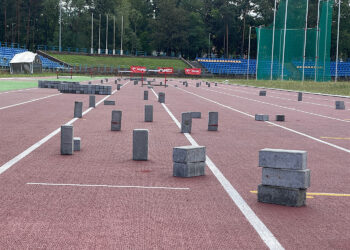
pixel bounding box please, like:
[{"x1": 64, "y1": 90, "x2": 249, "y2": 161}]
[
  {"x1": 0, "y1": 43, "x2": 63, "y2": 70},
  {"x1": 198, "y1": 58, "x2": 350, "y2": 77}
]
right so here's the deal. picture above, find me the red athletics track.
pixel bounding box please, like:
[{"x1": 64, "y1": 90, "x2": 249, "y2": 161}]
[{"x1": 0, "y1": 78, "x2": 349, "y2": 249}]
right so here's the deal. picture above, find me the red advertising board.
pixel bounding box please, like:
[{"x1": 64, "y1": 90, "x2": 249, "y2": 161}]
[
  {"x1": 158, "y1": 67, "x2": 174, "y2": 74},
  {"x1": 185, "y1": 68, "x2": 201, "y2": 75},
  {"x1": 130, "y1": 66, "x2": 147, "y2": 73}
]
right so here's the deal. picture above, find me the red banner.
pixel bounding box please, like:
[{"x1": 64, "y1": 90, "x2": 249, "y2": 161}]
[
  {"x1": 185, "y1": 68, "x2": 201, "y2": 75},
  {"x1": 130, "y1": 66, "x2": 147, "y2": 73},
  {"x1": 158, "y1": 67, "x2": 174, "y2": 74}
]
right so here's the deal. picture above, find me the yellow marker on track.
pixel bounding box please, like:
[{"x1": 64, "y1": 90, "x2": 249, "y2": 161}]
[{"x1": 320, "y1": 137, "x2": 350, "y2": 140}]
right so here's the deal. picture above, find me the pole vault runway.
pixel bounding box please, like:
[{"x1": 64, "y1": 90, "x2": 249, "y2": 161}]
[{"x1": 0, "y1": 78, "x2": 349, "y2": 249}]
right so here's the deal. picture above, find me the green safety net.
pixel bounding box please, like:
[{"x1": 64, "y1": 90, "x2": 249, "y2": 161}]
[{"x1": 256, "y1": 0, "x2": 333, "y2": 81}]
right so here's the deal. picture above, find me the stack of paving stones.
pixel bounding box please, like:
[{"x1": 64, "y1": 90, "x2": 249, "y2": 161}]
[
  {"x1": 255, "y1": 114, "x2": 269, "y2": 121},
  {"x1": 56, "y1": 82, "x2": 111, "y2": 95},
  {"x1": 196, "y1": 83, "x2": 200, "y2": 87},
  {"x1": 258, "y1": 149, "x2": 310, "y2": 207},
  {"x1": 335, "y1": 101, "x2": 345, "y2": 110},
  {"x1": 173, "y1": 146, "x2": 206, "y2": 177},
  {"x1": 38, "y1": 80, "x2": 72, "y2": 89},
  {"x1": 259, "y1": 90, "x2": 267, "y2": 96},
  {"x1": 215, "y1": 83, "x2": 217, "y2": 86},
  {"x1": 74, "y1": 102, "x2": 83, "y2": 118}
]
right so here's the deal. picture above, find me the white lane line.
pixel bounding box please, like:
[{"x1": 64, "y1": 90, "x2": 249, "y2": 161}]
[
  {"x1": 0, "y1": 93, "x2": 62, "y2": 110},
  {"x1": 0, "y1": 82, "x2": 129, "y2": 176},
  {"x1": 176, "y1": 87, "x2": 350, "y2": 154},
  {"x1": 26, "y1": 182, "x2": 189, "y2": 190},
  {"x1": 0, "y1": 88, "x2": 38, "y2": 95},
  {"x1": 151, "y1": 89, "x2": 284, "y2": 250},
  {"x1": 195, "y1": 86, "x2": 350, "y2": 123}
]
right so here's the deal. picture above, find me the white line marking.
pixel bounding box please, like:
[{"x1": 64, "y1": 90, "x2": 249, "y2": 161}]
[
  {"x1": 0, "y1": 93, "x2": 62, "y2": 110},
  {"x1": 196, "y1": 86, "x2": 350, "y2": 123},
  {"x1": 26, "y1": 182, "x2": 190, "y2": 190},
  {"x1": 0, "y1": 88, "x2": 38, "y2": 95},
  {"x1": 0, "y1": 82, "x2": 129, "y2": 175},
  {"x1": 151, "y1": 88, "x2": 284, "y2": 250},
  {"x1": 177, "y1": 87, "x2": 350, "y2": 154}
]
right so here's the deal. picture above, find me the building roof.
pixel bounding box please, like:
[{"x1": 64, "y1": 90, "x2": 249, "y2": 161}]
[{"x1": 10, "y1": 51, "x2": 40, "y2": 64}]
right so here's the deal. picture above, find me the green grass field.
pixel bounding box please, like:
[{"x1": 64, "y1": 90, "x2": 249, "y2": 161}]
[
  {"x1": 0, "y1": 80, "x2": 38, "y2": 92},
  {"x1": 213, "y1": 79, "x2": 350, "y2": 97},
  {"x1": 48, "y1": 53, "x2": 188, "y2": 70}
]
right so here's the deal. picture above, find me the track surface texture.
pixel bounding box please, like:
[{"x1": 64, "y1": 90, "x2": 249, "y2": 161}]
[{"x1": 0, "y1": 77, "x2": 349, "y2": 249}]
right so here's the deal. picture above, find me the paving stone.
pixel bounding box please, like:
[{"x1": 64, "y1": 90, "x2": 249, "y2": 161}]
[
  {"x1": 191, "y1": 112, "x2": 201, "y2": 119},
  {"x1": 298, "y1": 92, "x2": 303, "y2": 101},
  {"x1": 257, "y1": 184, "x2": 306, "y2": 207},
  {"x1": 158, "y1": 92, "x2": 165, "y2": 103},
  {"x1": 181, "y1": 112, "x2": 192, "y2": 133},
  {"x1": 61, "y1": 125, "x2": 73, "y2": 155},
  {"x1": 262, "y1": 168, "x2": 310, "y2": 189},
  {"x1": 133, "y1": 129, "x2": 148, "y2": 161},
  {"x1": 276, "y1": 115, "x2": 285, "y2": 122},
  {"x1": 173, "y1": 146, "x2": 206, "y2": 163},
  {"x1": 259, "y1": 148, "x2": 307, "y2": 170},
  {"x1": 74, "y1": 101, "x2": 83, "y2": 118},
  {"x1": 89, "y1": 95, "x2": 96, "y2": 108},
  {"x1": 259, "y1": 90, "x2": 267, "y2": 96},
  {"x1": 144, "y1": 90, "x2": 148, "y2": 100},
  {"x1": 173, "y1": 162, "x2": 205, "y2": 178},
  {"x1": 111, "y1": 110, "x2": 122, "y2": 131},
  {"x1": 117, "y1": 84, "x2": 121, "y2": 90},
  {"x1": 73, "y1": 137, "x2": 81, "y2": 151},
  {"x1": 255, "y1": 114, "x2": 269, "y2": 121},
  {"x1": 208, "y1": 112, "x2": 218, "y2": 131},
  {"x1": 336, "y1": 101, "x2": 345, "y2": 110},
  {"x1": 104, "y1": 100, "x2": 115, "y2": 105},
  {"x1": 145, "y1": 105, "x2": 153, "y2": 122}
]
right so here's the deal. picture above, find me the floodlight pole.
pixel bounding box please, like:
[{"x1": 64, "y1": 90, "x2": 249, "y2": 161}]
[
  {"x1": 59, "y1": 0, "x2": 62, "y2": 52},
  {"x1": 106, "y1": 14, "x2": 108, "y2": 55},
  {"x1": 98, "y1": 14, "x2": 101, "y2": 54},
  {"x1": 322, "y1": 1, "x2": 330, "y2": 81},
  {"x1": 314, "y1": 0, "x2": 321, "y2": 82},
  {"x1": 335, "y1": 0, "x2": 341, "y2": 82},
  {"x1": 120, "y1": 16, "x2": 124, "y2": 55},
  {"x1": 113, "y1": 16, "x2": 116, "y2": 55},
  {"x1": 281, "y1": 0, "x2": 289, "y2": 81},
  {"x1": 247, "y1": 26, "x2": 251, "y2": 80},
  {"x1": 256, "y1": 27, "x2": 261, "y2": 81},
  {"x1": 270, "y1": 0, "x2": 277, "y2": 81},
  {"x1": 302, "y1": 0, "x2": 310, "y2": 82},
  {"x1": 91, "y1": 12, "x2": 93, "y2": 54}
]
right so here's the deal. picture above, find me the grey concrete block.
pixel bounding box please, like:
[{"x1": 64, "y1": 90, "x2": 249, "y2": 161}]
[
  {"x1": 74, "y1": 101, "x2": 83, "y2": 118},
  {"x1": 259, "y1": 148, "x2": 307, "y2": 170},
  {"x1": 117, "y1": 84, "x2": 121, "y2": 90},
  {"x1": 181, "y1": 112, "x2": 192, "y2": 133},
  {"x1": 89, "y1": 95, "x2": 96, "y2": 108},
  {"x1": 134, "y1": 80, "x2": 138, "y2": 85},
  {"x1": 185, "y1": 83, "x2": 188, "y2": 87},
  {"x1": 257, "y1": 184, "x2": 306, "y2": 207},
  {"x1": 133, "y1": 129, "x2": 148, "y2": 161},
  {"x1": 262, "y1": 168, "x2": 310, "y2": 189},
  {"x1": 173, "y1": 162, "x2": 205, "y2": 177},
  {"x1": 208, "y1": 83, "x2": 210, "y2": 87},
  {"x1": 196, "y1": 83, "x2": 199, "y2": 87},
  {"x1": 215, "y1": 83, "x2": 217, "y2": 86},
  {"x1": 336, "y1": 101, "x2": 345, "y2": 110},
  {"x1": 298, "y1": 92, "x2": 302, "y2": 101},
  {"x1": 191, "y1": 112, "x2": 201, "y2": 119},
  {"x1": 208, "y1": 112, "x2": 218, "y2": 131},
  {"x1": 255, "y1": 114, "x2": 269, "y2": 121},
  {"x1": 148, "y1": 86, "x2": 153, "y2": 89},
  {"x1": 104, "y1": 100, "x2": 115, "y2": 105},
  {"x1": 145, "y1": 105, "x2": 153, "y2": 122},
  {"x1": 61, "y1": 125, "x2": 73, "y2": 155},
  {"x1": 111, "y1": 110, "x2": 122, "y2": 131},
  {"x1": 259, "y1": 90, "x2": 267, "y2": 96},
  {"x1": 276, "y1": 115, "x2": 285, "y2": 122},
  {"x1": 158, "y1": 92, "x2": 165, "y2": 103},
  {"x1": 173, "y1": 146, "x2": 206, "y2": 163},
  {"x1": 115, "y1": 80, "x2": 118, "y2": 84},
  {"x1": 73, "y1": 137, "x2": 81, "y2": 151},
  {"x1": 144, "y1": 90, "x2": 148, "y2": 100},
  {"x1": 101, "y1": 79, "x2": 103, "y2": 84}
]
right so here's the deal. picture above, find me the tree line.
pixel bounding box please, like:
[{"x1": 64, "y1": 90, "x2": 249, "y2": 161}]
[{"x1": 1, "y1": 0, "x2": 350, "y2": 60}]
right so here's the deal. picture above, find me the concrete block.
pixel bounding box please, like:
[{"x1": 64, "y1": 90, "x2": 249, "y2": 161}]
[
  {"x1": 259, "y1": 90, "x2": 267, "y2": 96},
  {"x1": 89, "y1": 95, "x2": 96, "y2": 108},
  {"x1": 196, "y1": 83, "x2": 199, "y2": 87},
  {"x1": 181, "y1": 112, "x2": 192, "y2": 133},
  {"x1": 257, "y1": 184, "x2": 306, "y2": 207},
  {"x1": 215, "y1": 83, "x2": 217, "y2": 86},
  {"x1": 336, "y1": 101, "x2": 345, "y2": 110},
  {"x1": 111, "y1": 110, "x2": 122, "y2": 131},
  {"x1": 73, "y1": 137, "x2": 81, "y2": 151},
  {"x1": 117, "y1": 84, "x2": 121, "y2": 90},
  {"x1": 255, "y1": 114, "x2": 269, "y2": 121},
  {"x1": 148, "y1": 86, "x2": 153, "y2": 89},
  {"x1": 134, "y1": 80, "x2": 138, "y2": 85},
  {"x1": 173, "y1": 145, "x2": 206, "y2": 163},
  {"x1": 115, "y1": 80, "x2": 118, "y2": 84},
  {"x1": 173, "y1": 162, "x2": 205, "y2": 178},
  {"x1": 298, "y1": 92, "x2": 302, "y2": 101},
  {"x1": 133, "y1": 129, "x2": 148, "y2": 161},
  {"x1": 104, "y1": 100, "x2": 115, "y2": 105},
  {"x1": 262, "y1": 168, "x2": 310, "y2": 189},
  {"x1": 191, "y1": 112, "x2": 201, "y2": 119},
  {"x1": 74, "y1": 101, "x2": 83, "y2": 118},
  {"x1": 208, "y1": 112, "x2": 218, "y2": 131},
  {"x1": 61, "y1": 125, "x2": 73, "y2": 155},
  {"x1": 276, "y1": 115, "x2": 285, "y2": 122},
  {"x1": 101, "y1": 79, "x2": 103, "y2": 84},
  {"x1": 185, "y1": 83, "x2": 188, "y2": 87},
  {"x1": 158, "y1": 92, "x2": 165, "y2": 103},
  {"x1": 145, "y1": 105, "x2": 153, "y2": 122},
  {"x1": 144, "y1": 90, "x2": 148, "y2": 100},
  {"x1": 259, "y1": 148, "x2": 307, "y2": 170},
  {"x1": 208, "y1": 83, "x2": 210, "y2": 87}
]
